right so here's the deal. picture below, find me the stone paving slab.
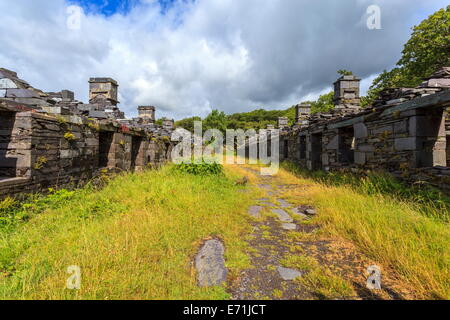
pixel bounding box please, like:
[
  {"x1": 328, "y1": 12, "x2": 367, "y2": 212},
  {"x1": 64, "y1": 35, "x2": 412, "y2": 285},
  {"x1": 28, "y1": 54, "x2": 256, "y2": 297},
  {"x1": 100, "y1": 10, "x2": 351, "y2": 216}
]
[
  {"x1": 272, "y1": 208, "x2": 293, "y2": 223},
  {"x1": 277, "y1": 267, "x2": 303, "y2": 281},
  {"x1": 195, "y1": 240, "x2": 227, "y2": 287},
  {"x1": 248, "y1": 206, "x2": 263, "y2": 218},
  {"x1": 277, "y1": 198, "x2": 291, "y2": 208},
  {"x1": 291, "y1": 207, "x2": 309, "y2": 219},
  {"x1": 282, "y1": 223, "x2": 297, "y2": 230}
]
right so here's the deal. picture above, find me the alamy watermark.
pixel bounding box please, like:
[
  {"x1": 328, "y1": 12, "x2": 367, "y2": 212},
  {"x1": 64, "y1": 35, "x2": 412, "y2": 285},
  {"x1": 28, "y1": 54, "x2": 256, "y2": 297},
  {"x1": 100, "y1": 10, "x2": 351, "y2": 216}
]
[
  {"x1": 171, "y1": 121, "x2": 280, "y2": 175},
  {"x1": 66, "y1": 265, "x2": 81, "y2": 290},
  {"x1": 67, "y1": 5, "x2": 82, "y2": 30},
  {"x1": 367, "y1": 5, "x2": 382, "y2": 30},
  {"x1": 366, "y1": 265, "x2": 382, "y2": 290}
]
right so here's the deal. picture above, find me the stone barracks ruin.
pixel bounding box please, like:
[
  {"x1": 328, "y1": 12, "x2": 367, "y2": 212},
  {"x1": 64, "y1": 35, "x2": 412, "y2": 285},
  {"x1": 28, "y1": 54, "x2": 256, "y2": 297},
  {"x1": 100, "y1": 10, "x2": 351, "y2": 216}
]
[
  {"x1": 0, "y1": 66, "x2": 449, "y2": 198},
  {"x1": 277, "y1": 68, "x2": 450, "y2": 192},
  {"x1": 0, "y1": 68, "x2": 175, "y2": 198}
]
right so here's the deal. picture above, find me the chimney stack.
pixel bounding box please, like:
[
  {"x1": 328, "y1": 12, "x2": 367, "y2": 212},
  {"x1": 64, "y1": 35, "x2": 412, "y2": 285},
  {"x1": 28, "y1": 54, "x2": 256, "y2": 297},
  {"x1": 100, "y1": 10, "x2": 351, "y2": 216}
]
[{"x1": 333, "y1": 75, "x2": 360, "y2": 107}]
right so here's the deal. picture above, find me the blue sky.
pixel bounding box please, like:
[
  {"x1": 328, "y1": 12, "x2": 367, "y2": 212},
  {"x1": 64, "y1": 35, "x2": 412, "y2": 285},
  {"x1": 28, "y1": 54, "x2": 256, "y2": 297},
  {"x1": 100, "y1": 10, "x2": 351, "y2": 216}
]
[{"x1": 69, "y1": 0, "x2": 179, "y2": 15}]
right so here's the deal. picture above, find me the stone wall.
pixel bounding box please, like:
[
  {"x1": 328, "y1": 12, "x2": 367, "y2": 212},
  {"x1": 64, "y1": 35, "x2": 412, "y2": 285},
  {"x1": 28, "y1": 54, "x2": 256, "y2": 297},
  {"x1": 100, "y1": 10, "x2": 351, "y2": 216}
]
[
  {"x1": 0, "y1": 110, "x2": 173, "y2": 199},
  {"x1": 278, "y1": 68, "x2": 450, "y2": 192},
  {"x1": 0, "y1": 68, "x2": 177, "y2": 199}
]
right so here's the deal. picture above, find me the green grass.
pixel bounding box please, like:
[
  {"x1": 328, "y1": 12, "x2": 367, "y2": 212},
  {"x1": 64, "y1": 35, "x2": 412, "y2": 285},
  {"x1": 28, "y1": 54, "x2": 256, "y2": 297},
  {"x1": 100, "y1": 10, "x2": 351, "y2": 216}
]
[
  {"x1": 282, "y1": 161, "x2": 450, "y2": 222},
  {"x1": 0, "y1": 165, "x2": 255, "y2": 300},
  {"x1": 279, "y1": 162, "x2": 450, "y2": 299}
]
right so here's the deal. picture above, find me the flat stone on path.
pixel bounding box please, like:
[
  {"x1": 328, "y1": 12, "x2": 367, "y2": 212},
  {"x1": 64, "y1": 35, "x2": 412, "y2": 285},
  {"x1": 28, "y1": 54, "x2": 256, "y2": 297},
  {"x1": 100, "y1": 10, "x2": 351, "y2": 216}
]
[
  {"x1": 291, "y1": 207, "x2": 308, "y2": 219},
  {"x1": 195, "y1": 240, "x2": 227, "y2": 287},
  {"x1": 272, "y1": 209, "x2": 293, "y2": 223},
  {"x1": 305, "y1": 209, "x2": 317, "y2": 216},
  {"x1": 257, "y1": 198, "x2": 269, "y2": 202},
  {"x1": 277, "y1": 198, "x2": 291, "y2": 208},
  {"x1": 248, "y1": 206, "x2": 263, "y2": 218},
  {"x1": 277, "y1": 267, "x2": 302, "y2": 281},
  {"x1": 282, "y1": 223, "x2": 297, "y2": 230}
]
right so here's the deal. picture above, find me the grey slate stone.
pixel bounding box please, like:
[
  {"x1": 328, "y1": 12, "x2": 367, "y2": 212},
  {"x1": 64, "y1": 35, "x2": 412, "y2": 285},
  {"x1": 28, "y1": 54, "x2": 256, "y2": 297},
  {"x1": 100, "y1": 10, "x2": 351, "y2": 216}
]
[
  {"x1": 277, "y1": 199, "x2": 291, "y2": 208},
  {"x1": 354, "y1": 123, "x2": 368, "y2": 139},
  {"x1": 291, "y1": 208, "x2": 308, "y2": 219},
  {"x1": 272, "y1": 209, "x2": 293, "y2": 223},
  {"x1": 282, "y1": 223, "x2": 297, "y2": 230},
  {"x1": 195, "y1": 240, "x2": 227, "y2": 287},
  {"x1": 6, "y1": 88, "x2": 38, "y2": 98},
  {"x1": 277, "y1": 267, "x2": 302, "y2": 280},
  {"x1": 89, "y1": 110, "x2": 108, "y2": 119},
  {"x1": 354, "y1": 152, "x2": 366, "y2": 165},
  {"x1": 395, "y1": 137, "x2": 417, "y2": 151},
  {"x1": 326, "y1": 135, "x2": 339, "y2": 150},
  {"x1": 248, "y1": 206, "x2": 263, "y2": 218},
  {"x1": 305, "y1": 209, "x2": 317, "y2": 216}
]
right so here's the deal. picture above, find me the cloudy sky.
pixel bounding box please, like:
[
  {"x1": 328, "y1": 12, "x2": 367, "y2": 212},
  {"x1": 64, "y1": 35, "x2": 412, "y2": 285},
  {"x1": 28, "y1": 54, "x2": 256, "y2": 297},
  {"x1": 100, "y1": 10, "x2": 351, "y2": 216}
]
[{"x1": 0, "y1": 0, "x2": 447, "y2": 119}]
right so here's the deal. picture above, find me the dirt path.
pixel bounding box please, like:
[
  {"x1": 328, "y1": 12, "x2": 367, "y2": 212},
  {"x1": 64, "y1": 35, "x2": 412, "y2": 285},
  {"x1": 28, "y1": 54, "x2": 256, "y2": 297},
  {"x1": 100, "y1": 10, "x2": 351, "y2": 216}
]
[{"x1": 228, "y1": 166, "x2": 414, "y2": 300}]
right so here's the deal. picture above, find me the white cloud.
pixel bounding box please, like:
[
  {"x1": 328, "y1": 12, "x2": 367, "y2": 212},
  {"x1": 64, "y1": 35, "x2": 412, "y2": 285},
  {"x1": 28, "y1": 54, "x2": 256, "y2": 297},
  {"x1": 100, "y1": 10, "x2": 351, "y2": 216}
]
[{"x1": 0, "y1": 0, "x2": 447, "y2": 119}]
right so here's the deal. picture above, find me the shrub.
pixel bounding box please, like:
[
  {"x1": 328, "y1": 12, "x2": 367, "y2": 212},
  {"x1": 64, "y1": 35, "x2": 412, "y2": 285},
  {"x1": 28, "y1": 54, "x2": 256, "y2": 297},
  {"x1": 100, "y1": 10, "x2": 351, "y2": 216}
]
[{"x1": 174, "y1": 161, "x2": 224, "y2": 176}]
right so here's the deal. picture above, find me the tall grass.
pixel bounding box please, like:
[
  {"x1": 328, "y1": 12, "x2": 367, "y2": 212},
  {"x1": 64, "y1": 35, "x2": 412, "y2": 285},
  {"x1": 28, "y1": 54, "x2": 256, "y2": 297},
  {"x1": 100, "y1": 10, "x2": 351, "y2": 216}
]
[
  {"x1": 280, "y1": 162, "x2": 450, "y2": 299},
  {"x1": 282, "y1": 162, "x2": 450, "y2": 222},
  {"x1": 0, "y1": 165, "x2": 255, "y2": 300}
]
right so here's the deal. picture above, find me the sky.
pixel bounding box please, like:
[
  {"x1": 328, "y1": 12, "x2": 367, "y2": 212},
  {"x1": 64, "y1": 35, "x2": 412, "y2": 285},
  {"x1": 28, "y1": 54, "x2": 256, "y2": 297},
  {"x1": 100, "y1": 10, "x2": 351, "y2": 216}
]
[{"x1": 0, "y1": 0, "x2": 447, "y2": 120}]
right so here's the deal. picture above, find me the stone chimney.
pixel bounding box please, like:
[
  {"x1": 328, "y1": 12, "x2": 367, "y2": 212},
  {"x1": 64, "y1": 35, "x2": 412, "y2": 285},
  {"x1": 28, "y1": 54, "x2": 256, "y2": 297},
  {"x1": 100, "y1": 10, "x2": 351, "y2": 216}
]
[
  {"x1": 89, "y1": 78, "x2": 119, "y2": 106},
  {"x1": 278, "y1": 117, "x2": 289, "y2": 129},
  {"x1": 138, "y1": 106, "x2": 156, "y2": 122},
  {"x1": 162, "y1": 119, "x2": 174, "y2": 131},
  {"x1": 333, "y1": 75, "x2": 360, "y2": 107},
  {"x1": 61, "y1": 90, "x2": 74, "y2": 101},
  {"x1": 295, "y1": 104, "x2": 311, "y2": 124}
]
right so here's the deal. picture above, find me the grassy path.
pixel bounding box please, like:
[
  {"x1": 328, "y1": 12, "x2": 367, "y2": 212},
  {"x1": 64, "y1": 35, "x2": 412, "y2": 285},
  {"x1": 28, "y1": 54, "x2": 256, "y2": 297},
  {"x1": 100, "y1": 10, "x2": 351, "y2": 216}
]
[
  {"x1": 228, "y1": 165, "x2": 424, "y2": 300},
  {"x1": 0, "y1": 163, "x2": 448, "y2": 299}
]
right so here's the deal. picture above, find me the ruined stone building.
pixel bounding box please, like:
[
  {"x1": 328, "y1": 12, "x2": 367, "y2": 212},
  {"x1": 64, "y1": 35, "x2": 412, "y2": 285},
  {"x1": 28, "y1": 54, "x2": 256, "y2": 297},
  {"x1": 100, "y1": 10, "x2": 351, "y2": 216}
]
[
  {"x1": 277, "y1": 68, "x2": 450, "y2": 192},
  {"x1": 0, "y1": 68, "x2": 175, "y2": 199},
  {"x1": 1, "y1": 66, "x2": 449, "y2": 198}
]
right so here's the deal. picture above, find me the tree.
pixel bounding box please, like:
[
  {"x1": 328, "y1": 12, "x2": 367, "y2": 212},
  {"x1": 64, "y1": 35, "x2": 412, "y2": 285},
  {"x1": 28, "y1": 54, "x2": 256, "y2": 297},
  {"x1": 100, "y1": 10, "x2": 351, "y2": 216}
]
[
  {"x1": 175, "y1": 116, "x2": 202, "y2": 133},
  {"x1": 364, "y1": 6, "x2": 450, "y2": 106},
  {"x1": 398, "y1": 6, "x2": 450, "y2": 86},
  {"x1": 203, "y1": 109, "x2": 228, "y2": 133},
  {"x1": 311, "y1": 91, "x2": 334, "y2": 114}
]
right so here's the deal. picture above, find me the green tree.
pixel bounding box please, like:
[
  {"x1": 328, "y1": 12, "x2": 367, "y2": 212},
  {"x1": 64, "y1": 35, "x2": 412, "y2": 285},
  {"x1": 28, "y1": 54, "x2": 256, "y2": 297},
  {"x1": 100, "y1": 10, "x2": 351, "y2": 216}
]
[
  {"x1": 175, "y1": 116, "x2": 202, "y2": 133},
  {"x1": 398, "y1": 6, "x2": 450, "y2": 86},
  {"x1": 203, "y1": 109, "x2": 228, "y2": 133},
  {"x1": 311, "y1": 91, "x2": 334, "y2": 114},
  {"x1": 364, "y1": 6, "x2": 450, "y2": 106}
]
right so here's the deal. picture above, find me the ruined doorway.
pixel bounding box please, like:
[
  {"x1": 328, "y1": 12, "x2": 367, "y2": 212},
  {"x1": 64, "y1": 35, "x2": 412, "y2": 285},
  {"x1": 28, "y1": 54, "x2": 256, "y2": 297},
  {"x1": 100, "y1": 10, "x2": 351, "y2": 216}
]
[
  {"x1": 0, "y1": 111, "x2": 17, "y2": 179},
  {"x1": 98, "y1": 131, "x2": 113, "y2": 168},
  {"x1": 311, "y1": 133, "x2": 323, "y2": 170},
  {"x1": 284, "y1": 139, "x2": 289, "y2": 159},
  {"x1": 415, "y1": 109, "x2": 447, "y2": 168},
  {"x1": 446, "y1": 113, "x2": 450, "y2": 166},
  {"x1": 338, "y1": 126, "x2": 355, "y2": 164},
  {"x1": 131, "y1": 136, "x2": 143, "y2": 170},
  {"x1": 299, "y1": 135, "x2": 306, "y2": 160}
]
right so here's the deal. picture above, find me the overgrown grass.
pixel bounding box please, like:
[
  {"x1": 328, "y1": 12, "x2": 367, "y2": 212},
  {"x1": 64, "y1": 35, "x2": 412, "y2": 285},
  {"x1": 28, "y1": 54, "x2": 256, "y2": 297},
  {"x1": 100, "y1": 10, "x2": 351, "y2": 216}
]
[
  {"x1": 0, "y1": 165, "x2": 255, "y2": 300},
  {"x1": 173, "y1": 161, "x2": 224, "y2": 176},
  {"x1": 282, "y1": 161, "x2": 450, "y2": 222},
  {"x1": 280, "y1": 162, "x2": 450, "y2": 299}
]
